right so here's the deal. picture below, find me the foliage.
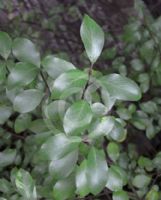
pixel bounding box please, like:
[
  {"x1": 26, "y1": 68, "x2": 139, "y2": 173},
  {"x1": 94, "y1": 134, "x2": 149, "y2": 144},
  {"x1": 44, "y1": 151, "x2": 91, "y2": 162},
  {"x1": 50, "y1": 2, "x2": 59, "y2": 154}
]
[{"x1": 1, "y1": 2, "x2": 161, "y2": 199}]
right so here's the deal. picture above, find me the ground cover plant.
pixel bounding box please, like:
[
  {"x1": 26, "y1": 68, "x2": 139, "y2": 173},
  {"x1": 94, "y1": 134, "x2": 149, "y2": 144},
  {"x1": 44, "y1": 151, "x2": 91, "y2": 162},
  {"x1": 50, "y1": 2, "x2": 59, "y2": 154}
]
[{"x1": 1, "y1": 2, "x2": 161, "y2": 199}]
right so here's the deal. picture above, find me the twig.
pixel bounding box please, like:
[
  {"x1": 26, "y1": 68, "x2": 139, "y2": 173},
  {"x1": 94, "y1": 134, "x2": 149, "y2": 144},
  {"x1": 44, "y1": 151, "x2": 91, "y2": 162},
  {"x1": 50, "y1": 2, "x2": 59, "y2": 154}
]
[
  {"x1": 81, "y1": 63, "x2": 93, "y2": 99},
  {"x1": 40, "y1": 70, "x2": 51, "y2": 96}
]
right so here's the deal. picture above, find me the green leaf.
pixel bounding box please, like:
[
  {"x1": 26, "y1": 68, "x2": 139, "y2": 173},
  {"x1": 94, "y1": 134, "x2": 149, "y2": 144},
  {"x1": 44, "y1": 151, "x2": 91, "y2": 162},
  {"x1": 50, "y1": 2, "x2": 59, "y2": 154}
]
[
  {"x1": 0, "y1": 105, "x2": 12, "y2": 125},
  {"x1": 29, "y1": 119, "x2": 48, "y2": 134},
  {"x1": 63, "y1": 100, "x2": 93, "y2": 135},
  {"x1": 12, "y1": 38, "x2": 40, "y2": 67},
  {"x1": 91, "y1": 102, "x2": 107, "y2": 116},
  {"x1": 0, "y1": 31, "x2": 12, "y2": 59},
  {"x1": 49, "y1": 150, "x2": 78, "y2": 180},
  {"x1": 40, "y1": 133, "x2": 81, "y2": 161},
  {"x1": 107, "y1": 142, "x2": 120, "y2": 162},
  {"x1": 106, "y1": 165, "x2": 126, "y2": 192},
  {"x1": 52, "y1": 69, "x2": 88, "y2": 99},
  {"x1": 53, "y1": 174, "x2": 75, "y2": 200},
  {"x1": 108, "y1": 120, "x2": 127, "y2": 142},
  {"x1": 7, "y1": 62, "x2": 38, "y2": 88},
  {"x1": 13, "y1": 89, "x2": 43, "y2": 113},
  {"x1": 113, "y1": 190, "x2": 129, "y2": 200},
  {"x1": 87, "y1": 147, "x2": 108, "y2": 195},
  {"x1": 14, "y1": 114, "x2": 31, "y2": 133},
  {"x1": 80, "y1": 14, "x2": 104, "y2": 64},
  {"x1": 76, "y1": 160, "x2": 90, "y2": 197},
  {"x1": 146, "y1": 186, "x2": 159, "y2": 200},
  {"x1": 132, "y1": 174, "x2": 151, "y2": 189},
  {"x1": 89, "y1": 116, "x2": 114, "y2": 139},
  {"x1": 100, "y1": 74, "x2": 141, "y2": 101},
  {"x1": 42, "y1": 55, "x2": 75, "y2": 79},
  {"x1": 0, "y1": 149, "x2": 16, "y2": 168},
  {"x1": 15, "y1": 169, "x2": 37, "y2": 200}
]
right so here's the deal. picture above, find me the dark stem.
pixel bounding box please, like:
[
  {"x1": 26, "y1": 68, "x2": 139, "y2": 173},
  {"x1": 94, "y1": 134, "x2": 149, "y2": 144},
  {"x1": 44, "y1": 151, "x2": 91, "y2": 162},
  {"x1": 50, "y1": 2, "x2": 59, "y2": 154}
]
[
  {"x1": 81, "y1": 63, "x2": 94, "y2": 99},
  {"x1": 40, "y1": 70, "x2": 51, "y2": 96}
]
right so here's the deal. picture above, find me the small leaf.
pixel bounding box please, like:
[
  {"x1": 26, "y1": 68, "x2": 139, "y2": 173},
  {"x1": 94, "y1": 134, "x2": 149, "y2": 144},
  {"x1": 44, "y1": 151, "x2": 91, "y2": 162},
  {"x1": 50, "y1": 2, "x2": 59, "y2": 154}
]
[
  {"x1": 146, "y1": 186, "x2": 159, "y2": 200},
  {"x1": 52, "y1": 69, "x2": 88, "y2": 99},
  {"x1": 14, "y1": 114, "x2": 31, "y2": 133},
  {"x1": 0, "y1": 149, "x2": 16, "y2": 168},
  {"x1": 107, "y1": 142, "x2": 120, "y2": 162},
  {"x1": 63, "y1": 100, "x2": 93, "y2": 135},
  {"x1": 0, "y1": 31, "x2": 12, "y2": 59},
  {"x1": 113, "y1": 190, "x2": 129, "y2": 200},
  {"x1": 40, "y1": 133, "x2": 81, "y2": 161},
  {"x1": 108, "y1": 120, "x2": 127, "y2": 142},
  {"x1": 80, "y1": 14, "x2": 104, "y2": 64},
  {"x1": 87, "y1": 147, "x2": 108, "y2": 195},
  {"x1": 106, "y1": 165, "x2": 126, "y2": 192},
  {"x1": 12, "y1": 38, "x2": 40, "y2": 67},
  {"x1": 53, "y1": 174, "x2": 75, "y2": 200},
  {"x1": 42, "y1": 55, "x2": 75, "y2": 79},
  {"x1": 132, "y1": 174, "x2": 151, "y2": 189},
  {"x1": 0, "y1": 105, "x2": 12, "y2": 125},
  {"x1": 49, "y1": 150, "x2": 78, "y2": 180},
  {"x1": 15, "y1": 169, "x2": 37, "y2": 200},
  {"x1": 7, "y1": 62, "x2": 38, "y2": 88},
  {"x1": 76, "y1": 160, "x2": 90, "y2": 197},
  {"x1": 89, "y1": 116, "x2": 114, "y2": 139},
  {"x1": 13, "y1": 89, "x2": 43, "y2": 113},
  {"x1": 100, "y1": 74, "x2": 141, "y2": 101}
]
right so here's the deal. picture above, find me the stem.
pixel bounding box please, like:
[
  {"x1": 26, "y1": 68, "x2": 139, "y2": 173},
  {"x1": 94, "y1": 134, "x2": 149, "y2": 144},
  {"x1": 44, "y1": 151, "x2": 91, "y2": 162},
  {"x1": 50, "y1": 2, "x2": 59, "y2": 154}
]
[
  {"x1": 40, "y1": 70, "x2": 51, "y2": 96},
  {"x1": 81, "y1": 63, "x2": 94, "y2": 99}
]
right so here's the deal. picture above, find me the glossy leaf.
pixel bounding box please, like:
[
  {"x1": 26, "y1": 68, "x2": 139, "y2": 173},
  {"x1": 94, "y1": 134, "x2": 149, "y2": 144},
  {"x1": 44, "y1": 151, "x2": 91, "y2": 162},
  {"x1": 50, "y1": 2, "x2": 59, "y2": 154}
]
[
  {"x1": 49, "y1": 150, "x2": 78, "y2": 180},
  {"x1": 53, "y1": 174, "x2": 75, "y2": 200},
  {"x1": 52, "y1": 69, "x2": 88, "y2": 99},
  {"x1": 89, "y1": 116, "x2": 114, "y2": 139},
  {"x1": 76, "y1": 160, "x2": 90, "y2": 197},
  {"x1": 42, "y1": 55, "x2": 75, "y2": 79},
  {"x1": 107, "y1": 142, "x2": 120, "y2": 162},
  {"x1": 0, "y1": 149, "x2": 16, "y2": 168},
  {"x1": 15, "y1": 169, "x2": 37, "y2": 200},
  {"x1": 13, "y1": 89, "x2": 43, "y2": 113},
  {"x1": 12, "y1": 38, "x2": 40, "y2": 67},
  {"x1": 0, "y1": 31, "x2": 12, "y2": 59},
  {"x1": 100, "y1": 74, "x2": 141, "y2": 101},
  {"x1": 63, "y1": 100, "x2": 93, "y2": 135},
  {"x1": 14, "y1": 114, "x2": 31, "y2": 133},
  {"x1": 132, "y1": 174, "x2": 151, "y2": 189},
  {"x1": 87, "y1": 147, "x2": 108, "y2": 195},
  {"x1": 40, "y1": 133, "x2": 81, "y2": 161},
  {"x1": 80, "y1": 15, "x2": 104, "y2": 64},
  {"x1": 7, "y1": 62, "x2": 38, "y2": 87}
]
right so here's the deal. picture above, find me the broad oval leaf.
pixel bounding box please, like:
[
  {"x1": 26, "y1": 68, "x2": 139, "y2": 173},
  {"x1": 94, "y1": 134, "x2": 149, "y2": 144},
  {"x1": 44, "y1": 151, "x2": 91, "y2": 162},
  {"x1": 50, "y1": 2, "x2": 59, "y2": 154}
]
[
  {"x1": 15, "y1": 169, "x2": 37, "y2": 200},
  {"x1": 76, "y1": 160, "x2": 90, "y2": 197},
  {"x1": 106, "y1": 165, "x2": 126, "y2": 192},
  {"x1": 0, "y1": 149, "x2": 16, "y2": 168},
  {"x1": 7, "y1": 62, "x2": 38, "y2": 88},
  {"x1": 87, "y1": 147, "x2": 108, "y2": 195},
  {"x1": 63, "y1": 100, "x2": 93, "y2": 135},
  {"x1": 42, "y1": 55, "x2": 75, "y2": 79},
  {"x1": 14, "y1": 113, "x2": 32, "y2": 133},
  {"x1": 53, "y1": 174, "x2": 75, "y2": 200},
  {"x1": 80, "y1": 14, "x2": 104, "y2": 64},
  {"x1": 107, "y1": 142, "x2": 120, "y2": 162},
  {"x1": 89, "y1": 116, "x2": 115, "y2": 139},
  {"x1": 100, "y1": 74, "x2": 141, "y2": 101},
  {"x1": 40, "y1": 133, "x2": 81, "y2": 161},
  {"x1": 13, "y1": 89, "x2": 43, "y2": 113},
  {"x1": 52, "y1": 69, "x2": 88, "y2": 99},
  {"x1": 132, "y1": 174, "x2": 151, "y2": 189},
  {"x1": 0, "y1": 105, "x2": 12, "y2": 125},
  {"x1": 0, "y1": 31, "x2": 12, "y2": 59},
  {"x1": 12, "y1": 38, "x2": 40, "y2": 67},
  {"x1": 49, "y1": 150, "x2": 78, "y2": 180}
]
